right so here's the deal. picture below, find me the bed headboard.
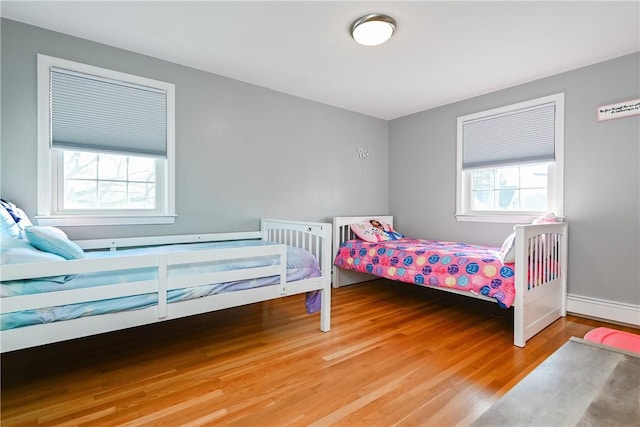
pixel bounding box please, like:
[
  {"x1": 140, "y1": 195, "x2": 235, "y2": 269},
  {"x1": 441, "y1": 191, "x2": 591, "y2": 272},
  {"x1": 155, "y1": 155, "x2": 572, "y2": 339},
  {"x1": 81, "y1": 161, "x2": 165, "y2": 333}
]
[{"x1": 332, "y1": 216, "x2": 393, "y2": 287}]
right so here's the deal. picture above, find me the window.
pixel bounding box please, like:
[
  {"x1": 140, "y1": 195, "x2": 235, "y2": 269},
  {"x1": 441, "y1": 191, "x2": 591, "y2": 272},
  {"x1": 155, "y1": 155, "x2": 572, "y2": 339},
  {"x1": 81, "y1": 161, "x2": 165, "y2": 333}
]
[
  {"x1": 456, "y1": 93, "x2": 564, "y2": 223},
  {"x1": 61, "y1": 152, "x2": 157, "y2": 210},
  {"x1": 37, "y1": 54, "x2": 175, "y2": 226}
]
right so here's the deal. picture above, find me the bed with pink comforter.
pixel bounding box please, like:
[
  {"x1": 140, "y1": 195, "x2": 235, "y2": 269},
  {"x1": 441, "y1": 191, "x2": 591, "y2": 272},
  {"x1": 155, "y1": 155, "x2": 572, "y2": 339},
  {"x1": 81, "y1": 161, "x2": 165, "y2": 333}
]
[{"x1": 333, "y1": 238, "x2": 515, "y2": 308}]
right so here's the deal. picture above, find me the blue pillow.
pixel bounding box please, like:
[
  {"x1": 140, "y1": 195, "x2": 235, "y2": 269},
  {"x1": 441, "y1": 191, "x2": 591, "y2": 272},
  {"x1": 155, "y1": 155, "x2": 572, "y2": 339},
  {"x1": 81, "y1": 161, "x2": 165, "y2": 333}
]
[
  {"x1": 0, "y1": 235, "x2": 73, "y2": 283},
  {"x1": 24, "y1": 226, "x2": 85, "y2": 260},
  {"x1": 1, "y1": 235, "x2": 67, "y2": 263}
]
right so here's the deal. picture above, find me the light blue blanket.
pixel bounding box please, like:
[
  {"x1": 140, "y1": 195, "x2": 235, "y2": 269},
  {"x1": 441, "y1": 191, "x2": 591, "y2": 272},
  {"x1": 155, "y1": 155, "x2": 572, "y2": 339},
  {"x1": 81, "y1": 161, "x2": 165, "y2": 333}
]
[{"x1": 1, "y1": 240, "x2": 320, "y2": 330}]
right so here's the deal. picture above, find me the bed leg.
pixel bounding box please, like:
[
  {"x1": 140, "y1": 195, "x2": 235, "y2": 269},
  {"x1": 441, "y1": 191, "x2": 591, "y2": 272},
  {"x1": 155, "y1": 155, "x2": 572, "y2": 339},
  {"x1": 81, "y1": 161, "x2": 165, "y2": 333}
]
[
  {"x1": 514, "y1": 305, "x2": 525, "y2": 348},
  {"x1": 320, "y1": 287, "x2": 331, "y2": 332}
]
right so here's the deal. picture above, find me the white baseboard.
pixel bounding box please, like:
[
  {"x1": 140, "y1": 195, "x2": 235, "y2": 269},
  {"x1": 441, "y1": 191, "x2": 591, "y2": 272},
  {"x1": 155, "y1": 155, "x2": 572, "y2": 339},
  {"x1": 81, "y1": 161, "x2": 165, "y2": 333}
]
[{"x1": 567, "y1": 294, "x2": 640, "y2": 326}]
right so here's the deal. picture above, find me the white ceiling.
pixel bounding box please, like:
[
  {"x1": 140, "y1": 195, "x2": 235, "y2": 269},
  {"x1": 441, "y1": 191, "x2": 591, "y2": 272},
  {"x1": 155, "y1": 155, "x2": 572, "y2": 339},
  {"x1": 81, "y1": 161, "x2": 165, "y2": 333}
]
[{"x1": 2, "y1": 1, "x2": 639, "y2": 120}]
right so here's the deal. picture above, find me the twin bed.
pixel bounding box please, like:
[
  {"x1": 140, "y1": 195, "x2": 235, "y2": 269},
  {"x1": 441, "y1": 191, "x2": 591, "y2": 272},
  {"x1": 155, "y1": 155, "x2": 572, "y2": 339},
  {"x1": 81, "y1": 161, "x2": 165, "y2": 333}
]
[
  {"x1": 1, "y1": 210, "x2": 567, "y2": 352},
  {"x1": 1, "y1": 219, "x2": 332, "y2": 352},
  {"x1": 332, "y1": 216, "x2": 568, "y2": 347}
]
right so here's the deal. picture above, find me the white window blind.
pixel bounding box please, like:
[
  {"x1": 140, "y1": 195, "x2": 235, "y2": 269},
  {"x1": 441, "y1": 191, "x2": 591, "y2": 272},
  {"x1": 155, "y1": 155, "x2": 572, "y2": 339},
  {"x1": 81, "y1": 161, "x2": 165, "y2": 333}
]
[
  {"x1": 50, "y1": 67, "x2": 168, "y2": 157},
  {"x1": 462, "y1": 102, "x2": 556, "y2": 170}
]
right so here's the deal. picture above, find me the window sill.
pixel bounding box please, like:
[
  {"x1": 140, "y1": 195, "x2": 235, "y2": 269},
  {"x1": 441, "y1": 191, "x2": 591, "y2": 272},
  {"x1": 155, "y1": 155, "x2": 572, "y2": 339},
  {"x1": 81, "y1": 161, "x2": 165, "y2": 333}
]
[
  {"x1": 35, "y1": 215, "x2": 176, "y2": 227},
  {"x1": 455, "y1": 213, "x2": 538, "y2": 224}
]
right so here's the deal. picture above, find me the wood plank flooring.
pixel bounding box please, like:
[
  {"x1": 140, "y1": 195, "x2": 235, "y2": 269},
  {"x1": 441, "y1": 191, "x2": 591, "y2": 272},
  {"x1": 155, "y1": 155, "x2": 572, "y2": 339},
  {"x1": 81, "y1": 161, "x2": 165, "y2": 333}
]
[{"x1": 2, "y1": 279, "x2": 638, "y2": 426}]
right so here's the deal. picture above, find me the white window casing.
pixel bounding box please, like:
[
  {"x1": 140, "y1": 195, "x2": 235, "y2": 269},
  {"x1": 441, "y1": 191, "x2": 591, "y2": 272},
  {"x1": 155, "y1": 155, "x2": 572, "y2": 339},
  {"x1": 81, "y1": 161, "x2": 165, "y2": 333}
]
[
  {"x1": 37, "y1": 54, "x2": 176, "y2": 226},
  {"x1": 456, "y1": 93, "x2": 565, "y2": 223}
]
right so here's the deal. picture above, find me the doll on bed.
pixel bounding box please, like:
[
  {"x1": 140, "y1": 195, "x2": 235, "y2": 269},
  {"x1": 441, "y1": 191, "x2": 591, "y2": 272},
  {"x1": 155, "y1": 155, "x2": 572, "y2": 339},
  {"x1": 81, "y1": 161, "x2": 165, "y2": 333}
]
[{"x1": 369, "y1": 220, "x2": 403, "y2": 241}]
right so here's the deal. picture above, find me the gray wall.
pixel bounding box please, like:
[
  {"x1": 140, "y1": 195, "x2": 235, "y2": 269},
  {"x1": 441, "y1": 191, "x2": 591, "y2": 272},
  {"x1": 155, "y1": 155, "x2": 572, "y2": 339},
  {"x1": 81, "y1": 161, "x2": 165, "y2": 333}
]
[
  {"x1": 1, "y1": 19, "x2": 388, "y2": 239},
  {"x1": 2, "y1": 18, "x2": 639, "y2": 307},
  {"x1": 389, "y1": 52, "x2": 640, "y2": 306}
]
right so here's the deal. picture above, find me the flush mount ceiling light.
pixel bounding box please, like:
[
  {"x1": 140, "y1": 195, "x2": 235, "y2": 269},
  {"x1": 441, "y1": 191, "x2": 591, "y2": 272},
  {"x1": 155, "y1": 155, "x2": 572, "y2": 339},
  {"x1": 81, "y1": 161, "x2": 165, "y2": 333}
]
[{"x1": 350, "y1": 13, "x2": 396, "y2": 46}]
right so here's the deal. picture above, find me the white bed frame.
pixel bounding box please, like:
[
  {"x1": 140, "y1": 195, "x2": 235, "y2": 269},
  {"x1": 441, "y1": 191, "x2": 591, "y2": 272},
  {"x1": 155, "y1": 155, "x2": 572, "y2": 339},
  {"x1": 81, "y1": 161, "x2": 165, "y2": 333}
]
[
  {"x1": 0, "y1": 219, "x2": 331, "y2": 353},
  {"x1": 332, "y1": 216, "x2": 568, "y2": 347}
]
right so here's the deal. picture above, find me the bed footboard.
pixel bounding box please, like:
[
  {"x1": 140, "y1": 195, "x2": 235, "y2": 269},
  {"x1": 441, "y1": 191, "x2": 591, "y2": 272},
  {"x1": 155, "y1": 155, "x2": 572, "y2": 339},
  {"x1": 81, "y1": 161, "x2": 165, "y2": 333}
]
[
  {"x1": 513, "y1": 222, "x2": 568, "y2": 347},
  {"x1": 261, "y1": 219, "x2": 332, "y2": 332}
]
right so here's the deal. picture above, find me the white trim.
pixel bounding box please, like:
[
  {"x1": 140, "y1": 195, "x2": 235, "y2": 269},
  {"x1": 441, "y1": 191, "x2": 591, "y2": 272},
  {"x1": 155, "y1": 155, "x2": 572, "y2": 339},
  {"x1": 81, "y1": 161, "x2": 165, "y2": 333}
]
[
  {"x1": 35, "y1": 215, "x2": 176, "y2": 227},
  {"x1": 567, "y1": 294, "x2": 640, "y2": 326},
  {"x1": 551, "y1": 93, "x2": 564, "y2": 218},
  {"x1": 37, "y1": 54, "x2": 52, "y2": 216},
  {"x1": 455, "y1": 213, "x2": 537, "y2": 224},
  {"x1": 458, "y1": 93, "x2": 564, "y2": 130},
  {"x1": 39, "y1": 55, "x2": 175, "y2": 95}
]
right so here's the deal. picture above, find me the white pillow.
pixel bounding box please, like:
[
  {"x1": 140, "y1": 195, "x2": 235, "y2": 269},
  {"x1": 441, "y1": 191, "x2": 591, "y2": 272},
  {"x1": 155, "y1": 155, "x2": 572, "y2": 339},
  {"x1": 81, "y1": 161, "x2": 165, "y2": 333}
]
[
  {"x1": 532, "y1": 212, "x2": 558, "y2": 224},
  {"x1": 498, "y1": 232, "x2": 516, "y2": 263},
  {"x1": 350, "y1": 219, "x2": 404, "y2": 243}
]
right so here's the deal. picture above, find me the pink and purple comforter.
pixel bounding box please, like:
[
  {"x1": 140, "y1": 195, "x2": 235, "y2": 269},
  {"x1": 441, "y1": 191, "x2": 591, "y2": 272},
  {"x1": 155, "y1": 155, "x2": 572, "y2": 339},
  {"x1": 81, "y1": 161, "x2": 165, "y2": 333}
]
[{"x1": 334, "y1": 238, "x2": 515, "y2": 308}]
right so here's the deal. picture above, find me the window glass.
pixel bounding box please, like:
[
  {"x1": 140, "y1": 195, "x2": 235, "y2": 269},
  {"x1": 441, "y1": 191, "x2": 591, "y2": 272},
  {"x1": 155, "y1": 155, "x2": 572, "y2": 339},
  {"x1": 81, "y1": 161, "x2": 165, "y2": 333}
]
[
  {"x1": 62, "y1": 151, "x2": 156, "y2": 211},
  {"x1": 470, "y1": 164, "x2": 548, "y2": 212}
]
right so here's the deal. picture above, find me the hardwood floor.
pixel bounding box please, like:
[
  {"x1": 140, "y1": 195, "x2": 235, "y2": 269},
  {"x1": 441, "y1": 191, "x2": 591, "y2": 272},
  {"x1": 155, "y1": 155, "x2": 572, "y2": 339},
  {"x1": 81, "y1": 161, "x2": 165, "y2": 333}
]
[{"x1": 2, "y1": 279, "x2": 638, "y2": 426}]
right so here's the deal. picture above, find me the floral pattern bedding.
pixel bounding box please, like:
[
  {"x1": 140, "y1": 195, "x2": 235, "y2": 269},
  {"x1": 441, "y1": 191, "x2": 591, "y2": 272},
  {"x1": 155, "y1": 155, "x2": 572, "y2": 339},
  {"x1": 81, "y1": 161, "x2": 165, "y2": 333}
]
[{"x1": 334, "y1": 238, "x2": 515, "y2": 308}]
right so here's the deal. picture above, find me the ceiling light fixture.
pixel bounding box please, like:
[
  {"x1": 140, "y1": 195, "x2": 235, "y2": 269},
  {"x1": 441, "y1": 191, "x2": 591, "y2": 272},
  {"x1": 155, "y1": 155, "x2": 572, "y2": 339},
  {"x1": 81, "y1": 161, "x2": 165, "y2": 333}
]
[{"x1": 350, "y1": 13, "x2": 396, "y2": 46}]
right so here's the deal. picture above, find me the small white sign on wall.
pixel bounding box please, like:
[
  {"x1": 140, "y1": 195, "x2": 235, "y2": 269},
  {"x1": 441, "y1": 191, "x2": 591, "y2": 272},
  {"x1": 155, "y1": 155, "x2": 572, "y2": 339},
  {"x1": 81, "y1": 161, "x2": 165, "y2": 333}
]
[{"x1": 597, "y1": 98, "x2": 640, "y2": 121}]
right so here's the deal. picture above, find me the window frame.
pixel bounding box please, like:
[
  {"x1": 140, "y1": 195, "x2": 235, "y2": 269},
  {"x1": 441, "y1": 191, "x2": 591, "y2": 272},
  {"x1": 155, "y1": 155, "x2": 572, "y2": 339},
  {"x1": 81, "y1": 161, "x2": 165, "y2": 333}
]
[
  {"x1": 455, "y1": 93, "x2": 564, "y2": 224},
  {"x1": 37, "y1": 54, "x2": 176, "y2": 226}
]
